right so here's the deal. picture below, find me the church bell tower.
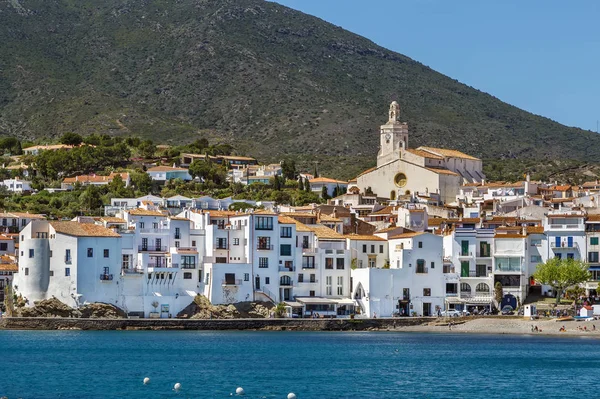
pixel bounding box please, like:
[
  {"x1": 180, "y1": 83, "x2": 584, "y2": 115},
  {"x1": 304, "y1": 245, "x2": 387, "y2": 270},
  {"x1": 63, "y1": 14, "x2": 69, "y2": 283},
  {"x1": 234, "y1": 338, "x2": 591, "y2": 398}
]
[{"x1": 377, "y1": 101, "x2": 409, "y2": 167}]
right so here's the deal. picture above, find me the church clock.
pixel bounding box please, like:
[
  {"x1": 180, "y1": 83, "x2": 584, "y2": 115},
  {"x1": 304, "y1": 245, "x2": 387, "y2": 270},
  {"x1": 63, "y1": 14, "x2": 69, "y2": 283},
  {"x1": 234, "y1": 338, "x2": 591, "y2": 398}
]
[{"x1": 384, "y1": 133, "x2": 391, "y2": 143}]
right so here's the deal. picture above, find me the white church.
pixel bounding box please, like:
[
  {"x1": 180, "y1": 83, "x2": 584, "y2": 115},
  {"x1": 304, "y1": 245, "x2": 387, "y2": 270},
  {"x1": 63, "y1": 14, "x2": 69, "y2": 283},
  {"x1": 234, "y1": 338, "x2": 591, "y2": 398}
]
[{"x1": 356, "y1": 102, "x2": 485, "y2": 204}]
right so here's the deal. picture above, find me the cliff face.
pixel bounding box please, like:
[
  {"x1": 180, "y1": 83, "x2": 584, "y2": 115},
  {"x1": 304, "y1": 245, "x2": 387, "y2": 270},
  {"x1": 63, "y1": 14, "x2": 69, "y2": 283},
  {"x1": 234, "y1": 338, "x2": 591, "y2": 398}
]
[{"x1": 1, "y1": 0, "x2": 597, "y2": 178}]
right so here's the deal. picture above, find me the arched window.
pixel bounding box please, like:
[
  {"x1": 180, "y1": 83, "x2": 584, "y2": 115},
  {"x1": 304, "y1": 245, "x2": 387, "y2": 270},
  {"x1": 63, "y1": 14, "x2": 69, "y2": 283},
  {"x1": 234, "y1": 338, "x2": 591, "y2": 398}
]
[
  {"x1": 460, "y1": 283, "x2": 471, "y2": 293},
  {"x1": 280, "y1": 276, "x2": 291, "y2": 286},
  {"x1": 390, "y1": 190, "x2": 396, "y2": 200},
  {"x1": 476, "y1": 283, "x2": 490, "y2": 293}
]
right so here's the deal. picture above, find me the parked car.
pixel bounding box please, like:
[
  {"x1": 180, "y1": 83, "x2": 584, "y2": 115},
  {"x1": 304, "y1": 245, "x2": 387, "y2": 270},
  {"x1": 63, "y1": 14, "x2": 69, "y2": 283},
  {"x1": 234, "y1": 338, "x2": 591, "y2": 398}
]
[
  {"x1": 501, "y1": 305, "x2": 515, "y2": 315},
  {"x1": 440, "y1": 309, "x2": 470, "y2": 317}
]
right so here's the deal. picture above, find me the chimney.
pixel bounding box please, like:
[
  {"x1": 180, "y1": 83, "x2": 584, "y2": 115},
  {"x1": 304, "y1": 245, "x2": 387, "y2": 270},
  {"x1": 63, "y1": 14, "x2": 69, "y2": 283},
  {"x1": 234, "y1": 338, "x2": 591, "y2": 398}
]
[{"x1": 333, "y1": 208, "x2": 338, "y2": 219}]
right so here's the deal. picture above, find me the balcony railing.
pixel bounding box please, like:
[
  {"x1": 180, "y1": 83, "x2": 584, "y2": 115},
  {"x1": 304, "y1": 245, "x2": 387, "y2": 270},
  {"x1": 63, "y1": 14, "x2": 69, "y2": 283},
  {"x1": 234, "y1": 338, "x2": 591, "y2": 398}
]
[
  {"x1": 302, "y1": 263, "x2": 315, "y2": 269},
  {"x1": 122, "y1": 267, "x2": 144, "y2": 275},
  {"x1": 148, "y1": 262, "x2": 175, "y2": 269},
  {"x1": 100, "y1": 274, "x2": 113, "y2": 281},
  {"x1": 280, "y1": 280, "x2": 293, "y2": 286},
  {"x1": 222, "y1": 279, "x2": 242, "y2": 286},
  {"x1": 464, "y1": 270, "x2": 490, "y2": 278},
  {"x1": 138, "y1": 245, "x2": 167, "y2": 252},
  {"x1": 64, "y1": 257, "x2": 72, "y2": 264},
  {"x1": 215, "y1": 245, "x2": 229, "y2": 250},
  {"x1": 140, "y1": 228, "x2": 169, "y2": 234},
  {"x1": 279, "y1": 266, "x2": 295, "y2": 272},
  {"x1": 550, "y1": 241, "x2": 580, "y2": 251},
  {"x1": 298, "y1": 279, "x2": 318, "y2": 284},
  {"x1": 257, "y1": 245, "x2": 274, "y2": 251},
  {"x1": 416, "y1": 267, "x2": 428, "y2": 274},
  {"x1": 177, "y1": 247, "x2": 197, "y2": 252},
  {"x1": 181, "y1": 263, "x2": 196, "y2": 269}
]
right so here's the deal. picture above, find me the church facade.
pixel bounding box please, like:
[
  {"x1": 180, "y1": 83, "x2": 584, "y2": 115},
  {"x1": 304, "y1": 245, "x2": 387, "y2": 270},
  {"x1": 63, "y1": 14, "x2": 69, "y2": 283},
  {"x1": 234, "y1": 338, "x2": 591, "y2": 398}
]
[{"x1": 356, "y1": 102, "x2": 485, "y2": 204}]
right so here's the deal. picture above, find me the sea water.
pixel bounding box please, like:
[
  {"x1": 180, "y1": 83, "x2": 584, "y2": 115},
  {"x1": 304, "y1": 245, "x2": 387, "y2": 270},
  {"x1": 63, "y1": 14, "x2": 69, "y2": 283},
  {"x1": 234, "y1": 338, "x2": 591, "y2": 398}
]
[{"x1": 0, "y1": 330, "x2": 598, "y2": 399}]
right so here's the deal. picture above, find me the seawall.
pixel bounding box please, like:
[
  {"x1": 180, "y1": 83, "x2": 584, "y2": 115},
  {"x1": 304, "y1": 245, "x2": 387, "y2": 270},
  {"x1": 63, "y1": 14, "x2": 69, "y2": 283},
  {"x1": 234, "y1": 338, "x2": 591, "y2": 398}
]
[{"x1": 0, "y1": 317, "x2": 433, "y2": 331}]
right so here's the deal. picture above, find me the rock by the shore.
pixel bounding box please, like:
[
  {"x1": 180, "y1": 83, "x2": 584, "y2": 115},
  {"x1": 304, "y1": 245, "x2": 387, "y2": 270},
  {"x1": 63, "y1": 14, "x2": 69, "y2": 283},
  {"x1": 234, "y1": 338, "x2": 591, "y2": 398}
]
[
  {"x1": 16, "y1": 298, "x2": 125, "y2": 319},
  {"x1": 178, "y1": 295, "x2": 274, "y2": 319}
]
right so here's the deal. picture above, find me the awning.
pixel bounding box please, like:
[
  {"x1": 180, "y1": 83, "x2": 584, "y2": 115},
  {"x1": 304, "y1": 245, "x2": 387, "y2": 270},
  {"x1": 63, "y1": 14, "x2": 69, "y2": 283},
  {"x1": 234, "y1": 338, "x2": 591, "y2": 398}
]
[
  {"x1": 445, "y1": 297, "x2": 464, "y2": 304},
  {"x1": 336, "y1": 298, "x2": 357, "y2": 306},
  {"x1": 295, "y1": 297, "x2": 338, "y2": 305},
  {"x1": 283, "y1": 301, "x2": 304, "y2": 308}
]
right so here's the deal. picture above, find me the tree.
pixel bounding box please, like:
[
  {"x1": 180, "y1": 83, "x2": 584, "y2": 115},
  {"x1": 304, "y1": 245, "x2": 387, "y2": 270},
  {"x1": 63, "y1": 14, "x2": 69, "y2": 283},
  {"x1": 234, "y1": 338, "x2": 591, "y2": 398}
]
[
  {"x1": 494, "y1": 282, "x2": 503, "y2": 305},
  {"x1": 533, "y1": 257, "x2": 591, "y2": 305},
  {"x1": 304, "y1": 178, "x2": 310, "y2": 192},
  {"x1": 297, "y1": 176, "x2": 303, "y2": 191},
  {"x1": 130, "y1": 171, "x2": 153, "y2": 194},
  {"x1": 270, "y1": 175, "x2": 282, "y2": 191},
  {"x1": 321, "y1": 185, "x2": 330, "y2": 200},
  {"x1": 60, "y1": 132, "x2": 83, "y2": 146},
  {"x1": 281, "y1": 159, "x2": 296, "y2": 180},
  {"x1": 138, "y1": 140, "x2": 156, "y2": 159}
]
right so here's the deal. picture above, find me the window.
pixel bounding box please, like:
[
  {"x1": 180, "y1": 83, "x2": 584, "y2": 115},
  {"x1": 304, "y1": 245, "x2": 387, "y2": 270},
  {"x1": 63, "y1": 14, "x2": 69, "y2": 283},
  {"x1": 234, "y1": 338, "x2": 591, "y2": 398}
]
[
  {"x1": 24, "y1": 267, "x2": 29, "y2": 276},
  {"x1": 87, "y1": 248, "x2": 93, "y2": 258},
  {"x1": 49, "y1": 270, "x2": 54, "y2": 277},
  {"x1": 259, "y1": 257, "x2": 268, "y2": 268},
  {"x1": 460, "y1": 240, "x2": 469, "y2": 256},
  {"x1": 325, "y1": 258, "x2": 333, "y2": 269},
  {"x1": 65, "y1": 249, "x2": 71, "y2": 263},
  {"x1": 175, "y1": 227, "x2": 181, "y2": 239},
  {"x1": 592, "y1": 237, "x2": 599, "y2": 246},
  {"x1": 217, "y1": 238, "x2": 227, "y2": 249},
  {"x1": 370, "y1": 245, "x2": 375, "y2": 253},
  {"x1": 531, "y1": 255, "x2": 542, "y2": 263},
  {"x1": 337, "y1": 276, "x2": 344, "y2": 295},
  {"x1": 0, "y1": 243, "x2": 7, "y2": 251},
  {"x1": 183, "y1": 272, "x2": 192, "y2": 279},
  {"x1": 257, "y1": 237, "x2": 271, "y2": 250},
  {"x1": 280, "y1": 244, "x2": 292, "y2": 256},
  {"x1": 233, "y1": 238, "x2": 240, "y2": 246},
  {"x1": 49, "y1": 250, "x2": 53, "y2": 258},
  {"x1": 362, "y1": 244, "x2": 367, "y2": 253},
  {"x1": 531, "y1": 239, "x2": 542, "y2": 247},
  {"x1": 21, "y1": 235, "x2": 24, "y2": 241},
  {"x1": 21, "y1": 219, "x2": 26, "y2": 227},
  {"x1": 139, "y1": 222, "x2": 145, "y2": 229},
  {"x1": 326, "y1": 276, "x2": 332, "y2": 295},
  {"x1": 244, "y1": 273, "x2": 249, "y2": 281},
  {"x1": 567, "y1": 253, "x2": 574, "y2": 259},
  {"x1": 309, "y1": 290, "x2": 315, "y2": 297},
  {"x1": 368, "y1": 258, "x2": 376, "y2": 268},
  {"x1": 418, "y1": 241, "x2": 423, "y2": 249},
  {"x1": 310, "y1": 274, "x2": 316, "y2": 283},
  {"x1": 379, "y1": 245, "x2": 384, "y2": 254},
  {"x1": 302, "y1": 236, "x2": 309, "y2": 249},
  {"x1": 423, "y1": 288, "x2": 431, "y2": 296},
  {"x1": 590, "y1": 252, "x2": 599, "y2": 263},
  {"x1": 175, "y1": 241, "x2": 180, "y2": 248},
  {"x1": 255, "y1": 216, "x2": 273, "y2": 230},
  {"x1": 281, "y1": 226, "x2": 292, "y2": 238},
  {"x1": 298, "y1": 274, "x2": 304, "y2": 283},
  {"x1": 65, "y1": 268, "x2": 70, "y2": 277},
  {"x1": 302, "y1": 256, "x2": 315, "y2": 269},
  {"x1": 430, "y1": 261, "x2": 435, "y2": 269},
  {"x1": 192, "y1": 240, "x2": 196, "y2": 247},
  {"x1": 265, "y1": 277, "x2": 270, "y2": 285},
  {"x1": 104, "y1": 249, "x2": 109, "y2": 258},
  {"x1": 28, "y1": 249, "x2": 34, "y2": 258},
  {"x1": 20, "y1": 251, "x2": 23, "y2": 257},
  {"x1": 416, "y1": 259, "x2": 426, "y2": 273},
  {"x1": 336, "y1": 258, "x2": 345, "y2": 270}
]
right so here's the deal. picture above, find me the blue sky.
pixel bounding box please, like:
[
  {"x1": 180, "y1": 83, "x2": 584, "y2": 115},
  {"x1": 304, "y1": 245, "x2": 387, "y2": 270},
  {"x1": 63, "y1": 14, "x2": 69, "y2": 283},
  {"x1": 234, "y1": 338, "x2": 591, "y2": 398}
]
[{"x1": 272, "y1": 1, "x2": 599, "y2": 132}]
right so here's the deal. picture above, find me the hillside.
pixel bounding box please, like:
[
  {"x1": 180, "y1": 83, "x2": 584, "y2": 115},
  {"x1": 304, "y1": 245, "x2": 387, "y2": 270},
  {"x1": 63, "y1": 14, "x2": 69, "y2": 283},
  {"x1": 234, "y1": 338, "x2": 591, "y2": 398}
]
[{"x1": 0, "y1": 0, "x2": 598, "y2": 179}]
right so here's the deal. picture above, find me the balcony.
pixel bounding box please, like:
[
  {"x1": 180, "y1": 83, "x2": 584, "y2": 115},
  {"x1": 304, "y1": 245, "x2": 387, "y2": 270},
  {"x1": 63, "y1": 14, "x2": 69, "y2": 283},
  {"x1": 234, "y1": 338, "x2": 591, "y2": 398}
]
[
  {"x1": 550, "y1": 241, "x2": 580, "y2": 251},
  {"x1": 100, "y1": 274, "x2": 113, "y2": 281},
  {"x1": 215, "y1": 245, "x2": 229, "y2": 250},
  {"x1": 257, "y1": 245, "x2": 274, "y2": 251},
  {"x1": 177, "y1": 247, "x2": 198, "y2": 252},
  {"x1": 222, "y1": 279, "x2": 242, "y2": 286},
  {"x1": 301, "y1": 263, "x2": 315, "y2": 269},
  {"x1": 416, "y1": 267, "x2": 428, "y2": 274},
  {"x1": 279, "y1": 266, "x2": 295, "y2": 272},
  {"x1": 64, "y1": 257, "x2": 72, "y2": 264},
  {"x1": 181, "y1": 263, "x2": 196, "y2": 269},
  {"x1": 443, "y1": 266, "x2": 456, "y2": 274},
  {"x1": 140, "y1": 228, "x2": 169, "y2": 234},
  {"x1": 458, "y1": 252, "x2": 473, "y2": 258},
  {"x1": 298, "y1": 279, "x2": 318, "y2": 284},
  {"x1": 463, "y1": 270, "x2": 490, "y2": 278},
  {"x1": 138, "y1": 245, "x2": 167, "y2": 252},
  {"x1": 280, "y1": 280, "x2": 293, "y2": 286},
  {"x1": 121, "y1": 267, "x2": 144, "y2": 275}
]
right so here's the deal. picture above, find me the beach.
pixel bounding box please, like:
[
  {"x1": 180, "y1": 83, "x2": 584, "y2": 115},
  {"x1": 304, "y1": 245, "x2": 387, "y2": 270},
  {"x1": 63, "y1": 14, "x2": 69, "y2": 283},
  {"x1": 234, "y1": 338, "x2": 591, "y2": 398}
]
[{"x1": 397, "y1": 316, "x2": 600, "y2": 337}]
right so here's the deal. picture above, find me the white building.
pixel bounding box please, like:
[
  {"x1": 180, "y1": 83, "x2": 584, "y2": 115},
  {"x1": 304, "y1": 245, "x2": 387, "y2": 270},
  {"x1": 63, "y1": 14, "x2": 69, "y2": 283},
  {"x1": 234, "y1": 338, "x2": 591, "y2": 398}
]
[{"x1": 1, "y1": 178, "x2": 32, "y2": 193}]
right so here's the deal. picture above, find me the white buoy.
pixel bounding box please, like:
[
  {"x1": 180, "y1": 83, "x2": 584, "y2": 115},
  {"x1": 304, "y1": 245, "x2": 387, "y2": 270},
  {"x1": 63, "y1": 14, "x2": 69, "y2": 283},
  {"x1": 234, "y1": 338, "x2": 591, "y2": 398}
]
[
  {"x1": 174, "y1": 382, "x2": 181, "y2": 391},
  {"x1": 236, "y1": 387, "x2": 245, "y2": 395},
  {"x1": 287, "y1": 393, "x2": 297, "y2": 399},
  {"x1": 143, "y1": 377, "x2": 150, "y2": 385}
]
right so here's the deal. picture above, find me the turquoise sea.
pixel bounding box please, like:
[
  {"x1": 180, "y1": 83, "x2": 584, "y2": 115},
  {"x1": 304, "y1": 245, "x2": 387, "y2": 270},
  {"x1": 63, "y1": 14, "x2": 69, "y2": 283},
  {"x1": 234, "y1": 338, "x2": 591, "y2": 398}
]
[{"x1": 0, "y1": 330, "x2": 598, "y2": 399}]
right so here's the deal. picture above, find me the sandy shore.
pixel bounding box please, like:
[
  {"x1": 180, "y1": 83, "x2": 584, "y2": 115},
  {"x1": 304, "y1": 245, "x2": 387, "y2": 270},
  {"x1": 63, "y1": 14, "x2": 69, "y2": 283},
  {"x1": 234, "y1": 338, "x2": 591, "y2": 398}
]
[{"x1": 395, "y1": 317, "x2": 600, "y2": 337}]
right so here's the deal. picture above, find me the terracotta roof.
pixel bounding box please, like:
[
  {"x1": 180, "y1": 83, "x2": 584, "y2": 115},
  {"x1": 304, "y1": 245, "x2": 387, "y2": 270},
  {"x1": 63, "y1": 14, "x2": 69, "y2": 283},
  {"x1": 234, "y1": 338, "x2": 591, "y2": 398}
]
[
  {"x1": 389, "y1": 232, "x2": 426, "y2": 239},
  {"x1": 425, "y1": 167, "x2": 460, "y2": 176},
  {"x1": 23, "y1": 144, "x2": 74, "y2": 151},
  {"x1": 294, "y1": 222, "x2": 312, "y2": 233},
  {"x1": 586, "y1": 215, "x2": 600, "y2": 222},
  {"x1": 169, "y1": 217, "x2": 190, "y2": 221},
  {"x1": 370, "y1": 206, "x2": 396, "y2": 216},
  {"x1": 308, "y1": 224, "x2": 345, "y2": 240},
  {"x1": 220, "y1": 155, "x2": 257, "y2": 161},
  {"x1": 526, "y1": 226, "x2": 545, "y2": 234},
  {"x1": 427, "y1": 218, "x2": 447, "y2": 226},
  {"x1": 208, "y1": 210, "x2": 237, "y2": 218},
  {"x1": 318, "y1": 214, "x2": 342, "y2": 222},
  {"x1": 418, "y1": 146, "x2": 480, "y2": 160},
  {"x1": 253, "y1": 209, "x2": 278, "y2": 216},
  {"x1": 309, "y1": 177, "x2": 348, "y2": 184},
  {"x1": 50, "y1": 221, "x2": 121, "y2": 237},
  {"x1": 374, "y1": 226, "x2": 401, "y2": 233},
  {"x1": 494, "y1": 234, "x2": 525, "y2": 239},
  {"x1": 100, "y1": 217, "x2": 127, "y2": 224},
  {"x1": 552, "y1": 185, "x2": 572, "y2": 191},
  {"x1": 147, "y1": 166, "x2": 189, "y2": 172},
  {"x1": 127, "y1": 209, "x2": 166, "y2": 217},
  {"x1": 0, "y1": 235, "x2": 13, "y2": 241},
  {"x1": 0, "y1": 262, "x2": 17, "y2": 272},
  {"x1": 547, "y1": 213, "x2": 584, "y2": 218},
  {"x1": 459, "y1": 218, "x2": 480, "y2": 224},
  {"x1": 0, "y1": 212, "x2": 45, "y2": 219},
  {"x1": 278, "y1": 215, "x2": 299, "y2": 224},
  {"x1": 405, "y1": 148, "x2": 444, "y2": 160},
  {"x1": 345, "y1": 234, "x2": 386, "y2": 241},
  {"x1": 63, "y1": 172, "x2": 129, "y2": 185}
]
